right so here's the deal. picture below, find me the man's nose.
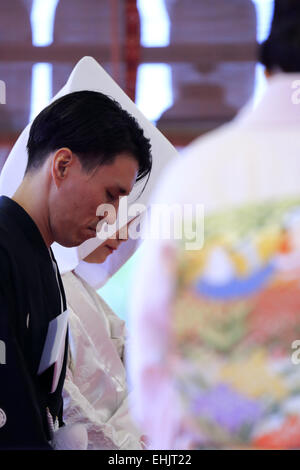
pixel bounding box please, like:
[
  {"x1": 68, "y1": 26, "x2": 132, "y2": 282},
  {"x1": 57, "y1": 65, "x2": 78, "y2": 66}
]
[
  {"x1": 107, "y1": 199, "x2": 120, "y2": 225},
  {"x1": 96, "y1": 198, "x2": 121, "y2": 226},
  {"x1": 114, "y1": 198, "x2": 120, "y2": 214}
]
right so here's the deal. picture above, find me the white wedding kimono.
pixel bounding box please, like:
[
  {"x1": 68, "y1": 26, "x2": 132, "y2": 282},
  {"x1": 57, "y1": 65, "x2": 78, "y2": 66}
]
[{"x1": 62, "y1": 271, "x2": 143, "y2": 450}]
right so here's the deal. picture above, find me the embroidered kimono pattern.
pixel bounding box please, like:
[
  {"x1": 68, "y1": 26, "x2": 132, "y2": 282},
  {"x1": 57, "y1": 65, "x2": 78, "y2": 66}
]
[{"x1": 170, "y1": 197, "x2": 300, "y2": 449}]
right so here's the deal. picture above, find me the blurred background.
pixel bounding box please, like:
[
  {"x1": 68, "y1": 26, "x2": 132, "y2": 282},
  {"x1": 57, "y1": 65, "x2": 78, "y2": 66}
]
[{"x1": 0, "y1": 0, "x2": 275, "y2": 320}]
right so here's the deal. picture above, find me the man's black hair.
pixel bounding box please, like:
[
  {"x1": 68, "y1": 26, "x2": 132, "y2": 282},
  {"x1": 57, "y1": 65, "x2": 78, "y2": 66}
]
[
  {"x1": 259, "y1": 0, "x2": 300, "y2": 72},
  {"x1": 26, "y1": 90, "x2": 152, "y2": 183}
]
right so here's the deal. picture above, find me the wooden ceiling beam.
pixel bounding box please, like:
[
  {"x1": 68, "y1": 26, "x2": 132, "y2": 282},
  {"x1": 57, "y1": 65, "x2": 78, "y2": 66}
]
[
  {"x1": 0, "y1": 45, "x2": 110, "y2": 63},
  {"x1": 142, "y1": 43, "x2": 257, "y2": 63},
  {"x1": 0, "y1": 42, "x2": 257, "y2": 64}
]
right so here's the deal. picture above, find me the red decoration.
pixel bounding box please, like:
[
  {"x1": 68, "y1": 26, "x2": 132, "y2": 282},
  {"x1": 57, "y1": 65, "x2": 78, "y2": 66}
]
[{"x1": 124, "y1": 0, "x2": 140, "y2": 102}]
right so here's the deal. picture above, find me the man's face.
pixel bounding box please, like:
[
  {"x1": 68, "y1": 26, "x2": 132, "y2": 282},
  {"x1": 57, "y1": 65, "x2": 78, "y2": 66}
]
[{"x1": 49, "y1": 152, "x2": 138, "y2": 247}]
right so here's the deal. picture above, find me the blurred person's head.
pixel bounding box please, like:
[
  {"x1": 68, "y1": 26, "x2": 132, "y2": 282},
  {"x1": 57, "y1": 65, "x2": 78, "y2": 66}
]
[
  {"x1": 22, "y1": 91, "x2": 152, "y2": 247},
  {"x1": 259, "y1": 0, "x2": 300, "y2": 74}
]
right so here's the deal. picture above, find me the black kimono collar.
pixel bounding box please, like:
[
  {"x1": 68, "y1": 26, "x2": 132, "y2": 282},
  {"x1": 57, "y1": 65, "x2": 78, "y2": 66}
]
[{"x1": 0, "y1": 196, "x2": 51, "y2": 259}]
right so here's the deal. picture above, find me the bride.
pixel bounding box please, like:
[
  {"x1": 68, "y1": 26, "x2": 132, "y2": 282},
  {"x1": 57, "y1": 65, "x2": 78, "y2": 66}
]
[{"x1": 61, "y1": 224, "x2": 146, "y2": 450}]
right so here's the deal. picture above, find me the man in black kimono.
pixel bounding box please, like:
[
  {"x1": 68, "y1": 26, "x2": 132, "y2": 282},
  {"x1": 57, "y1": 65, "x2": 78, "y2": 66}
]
[{"x1": 0, "y1": 90, "x2": 152, "y2": 449}]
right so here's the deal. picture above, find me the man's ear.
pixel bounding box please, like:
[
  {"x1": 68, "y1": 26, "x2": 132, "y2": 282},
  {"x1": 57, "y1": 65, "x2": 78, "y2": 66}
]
[{"x1": 52, "y1": 148, "x2": 73, "y2": 187}]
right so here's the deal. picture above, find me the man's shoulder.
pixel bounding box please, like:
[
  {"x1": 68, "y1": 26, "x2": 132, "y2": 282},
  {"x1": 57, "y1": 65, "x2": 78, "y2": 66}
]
[
  {"x1": 0, "y1": 220, "x2": 28, "y2": 283},
  {"x1": 0, "y1": 242, "x2": 15, "y2": 285},
  {"x1": 0, "y1": 238, "x2": 12, "y2": 261},
  {"x1": 0, "y1": 206, "x2": 31, "y2": 253}
]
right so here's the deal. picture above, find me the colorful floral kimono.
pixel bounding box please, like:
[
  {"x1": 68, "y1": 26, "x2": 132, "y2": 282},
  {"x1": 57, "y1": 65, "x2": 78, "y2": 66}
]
[
  {"x1": 128, "y1": 73, "x2": 300, "y2": 450},
  {"x1": 171, "y1": 199, "x2": 300, "y2": 448}
]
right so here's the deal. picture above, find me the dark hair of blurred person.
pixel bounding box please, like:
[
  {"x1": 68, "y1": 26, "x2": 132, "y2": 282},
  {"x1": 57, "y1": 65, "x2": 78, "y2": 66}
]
[{"x1": 259, "y1": 0, "x2": 300, "y2": 73}]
